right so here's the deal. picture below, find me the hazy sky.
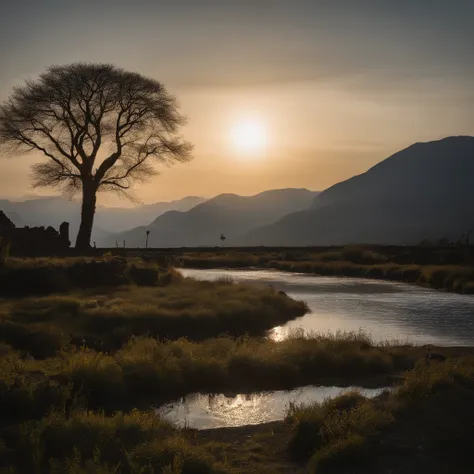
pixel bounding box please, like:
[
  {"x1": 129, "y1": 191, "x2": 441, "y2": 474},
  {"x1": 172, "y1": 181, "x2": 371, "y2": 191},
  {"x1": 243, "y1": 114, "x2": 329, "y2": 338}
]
[{"x1": 1, "y1": 0, "x2": 473, "y2": 206}]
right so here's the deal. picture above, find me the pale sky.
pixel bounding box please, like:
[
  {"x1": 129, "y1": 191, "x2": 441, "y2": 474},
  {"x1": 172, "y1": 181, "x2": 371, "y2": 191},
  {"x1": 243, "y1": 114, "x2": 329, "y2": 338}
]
[{"x1": 1, "y1": 0, "x2": 473, "y2": 206}]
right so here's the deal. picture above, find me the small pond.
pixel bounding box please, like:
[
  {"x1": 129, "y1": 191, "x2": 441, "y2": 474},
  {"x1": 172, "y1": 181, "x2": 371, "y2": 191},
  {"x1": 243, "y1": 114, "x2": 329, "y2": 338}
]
[{"x1": 157, "y1": 386, "x2": 387, "y2": 430}]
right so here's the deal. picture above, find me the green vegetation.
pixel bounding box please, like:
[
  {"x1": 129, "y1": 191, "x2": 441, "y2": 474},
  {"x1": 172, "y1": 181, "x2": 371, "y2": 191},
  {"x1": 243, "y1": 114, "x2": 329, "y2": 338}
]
[
  {"x1": 180, "y1": 245, "x2": 474, "y2": 293},
  {"x1": 4, "y1": 334, "x2": 473, "y2": 473},
  {"x1": 1, "y1": 410, "x2": 226, "y2": 474},
  {"x1": 2, "y1": 256, "x2": 474, "y2": 472},
  {"x1": 0, "y1": 281, "x2": 306, "y2": 354},
  {"x1": 287, "y1": 356, "x2": 474, "y2": 473},
  {"x1": 0, "y1": 257, "x2": 179, "y2": 297},
  {"x1": 0, "y1": 256, "x2": 308, "y2": 473},
  {"x1": 0, "y1": 331, "x2": 418, "y2": 419}
]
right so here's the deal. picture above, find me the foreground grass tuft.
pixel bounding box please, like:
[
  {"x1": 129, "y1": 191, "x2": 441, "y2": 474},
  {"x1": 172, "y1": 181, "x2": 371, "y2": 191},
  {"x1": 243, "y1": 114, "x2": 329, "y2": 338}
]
[
  {"x1": 287, "y1": 356, "x2": 474, "y2": 473},
  {"x1": 1, "y1": 410, "x2": 225, "y2": 474}
]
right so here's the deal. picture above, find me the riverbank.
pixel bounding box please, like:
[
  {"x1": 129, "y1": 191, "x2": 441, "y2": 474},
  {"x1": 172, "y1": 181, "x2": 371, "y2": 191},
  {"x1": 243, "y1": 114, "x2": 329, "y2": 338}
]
[
  {"x1": 3, "y1": 352, "x2": 474, "y2": 473},
  {"x1": 0, "y1": 330, "x2": 434, "y2": 419},
  {"x1": 0, "y1": 257, "x2": 307, "y2": 353},
  {"x1": 178, "y1": 245, "x2": 474, "y2": 294},
  {"x1": 2, "y1": 255, "x2": 474, "y2": 472},
  {"x1": 196, "y1": 355, "x2": 474, "y2": 473}
]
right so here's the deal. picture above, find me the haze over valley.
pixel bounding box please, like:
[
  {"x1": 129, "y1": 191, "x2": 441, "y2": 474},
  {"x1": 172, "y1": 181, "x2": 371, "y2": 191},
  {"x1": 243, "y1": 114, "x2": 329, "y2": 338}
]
[{"x1": 3, "y1": 136, "x2": 473, "y2": 248}]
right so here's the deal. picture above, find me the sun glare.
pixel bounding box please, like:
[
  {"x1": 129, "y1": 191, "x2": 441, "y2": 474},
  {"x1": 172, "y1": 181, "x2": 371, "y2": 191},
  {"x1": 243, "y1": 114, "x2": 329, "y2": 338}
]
[{"x1": 230, "y1": 118, "x2": 267, "y2": 156}]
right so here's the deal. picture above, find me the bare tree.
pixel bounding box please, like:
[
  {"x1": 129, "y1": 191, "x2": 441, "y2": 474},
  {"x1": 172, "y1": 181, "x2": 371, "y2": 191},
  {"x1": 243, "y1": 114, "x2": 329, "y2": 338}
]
[{"x1": 0, "y1": 63, "x2": 192, "y2": 250}]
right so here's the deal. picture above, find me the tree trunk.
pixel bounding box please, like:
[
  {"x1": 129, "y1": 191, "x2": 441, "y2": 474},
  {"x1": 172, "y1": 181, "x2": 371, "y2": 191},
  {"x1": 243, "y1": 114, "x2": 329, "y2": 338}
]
[{"x1": 75, "y1": 180, "x2": 97, "y2": 251}]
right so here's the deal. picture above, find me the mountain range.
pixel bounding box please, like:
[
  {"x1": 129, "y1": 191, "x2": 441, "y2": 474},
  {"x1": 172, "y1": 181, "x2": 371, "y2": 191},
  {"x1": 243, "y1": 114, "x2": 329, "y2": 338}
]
[
  {"x1": 2, "y1": 136, "x2": 473, "y2": 248},
  {"x1": 108, "y1": 189, "x2": 320, "y2": 248},
  {"x1": 0, "y1": 196, "x2": 205, "y2": 245},
  {"x1": 238, "y1": 136, "x2": 474, "y2": 246}
]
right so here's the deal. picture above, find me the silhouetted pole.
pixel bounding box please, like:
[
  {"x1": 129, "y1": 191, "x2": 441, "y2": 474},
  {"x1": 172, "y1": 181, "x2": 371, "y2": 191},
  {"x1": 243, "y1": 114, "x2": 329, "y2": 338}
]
[{"x1": 146, "y1": 230, "x2": 151, "y2": 249}]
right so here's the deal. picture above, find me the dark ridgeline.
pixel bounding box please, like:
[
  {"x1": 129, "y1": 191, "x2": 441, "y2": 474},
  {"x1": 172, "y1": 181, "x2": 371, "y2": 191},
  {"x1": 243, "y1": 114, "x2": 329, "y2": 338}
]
[
  {"x1": 238, "y1": 136, "x2": 474, "y2": 246},
  {"x1": 109, "y1": 188, "x2": 320, "y2": 248}
]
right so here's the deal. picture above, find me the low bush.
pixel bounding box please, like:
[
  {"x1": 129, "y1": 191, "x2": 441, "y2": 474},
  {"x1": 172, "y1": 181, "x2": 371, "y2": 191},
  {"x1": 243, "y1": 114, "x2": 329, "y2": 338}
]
[
  {"x1": 309, "y1": 434, "x2": 366, "y2": 473},
  {"x1": 287, "y1": 390, "x2": 392, "y2": 461},
  {"x1": 0, "y1": 320, "x2": 67, "y2": 358},
  {"x1": 287, "y1": 356, "x2": 474, "y2": 473},
  {"x1": 1, "y1": 410, "x2": 224, "y2": 474}
]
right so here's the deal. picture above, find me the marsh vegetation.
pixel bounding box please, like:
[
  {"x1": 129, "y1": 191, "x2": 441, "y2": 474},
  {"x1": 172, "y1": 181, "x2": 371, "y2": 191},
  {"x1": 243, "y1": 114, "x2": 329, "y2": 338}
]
[
  {"x1": 1, "y1": 256, "x2": 474, "y2": 472},
  {"x1": 179, "y1": 245, "x2": 474, "y2": 294}
]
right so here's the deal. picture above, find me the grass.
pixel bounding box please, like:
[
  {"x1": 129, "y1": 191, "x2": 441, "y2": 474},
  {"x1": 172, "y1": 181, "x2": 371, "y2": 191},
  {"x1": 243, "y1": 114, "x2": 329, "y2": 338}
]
[
  {"x1": 0, "y1": 409, "x2": 226, "y2": 474},
  {"x1": 2, "y1": 329, "x2": 474, "y2": 473},
  {"x1": 180, "y1": 246, "x2": 474, "y2": 294},
  {"x1": 0, "y1": 257, "x2": 179, "y2": 297},
  {"x1": 177, "y1": 254, "x2": 262, "y2": 269},
  {"x1": 6, "y1": 355, "x2": 474, "y2": 474},
  {"x1": 286, "y1": 356, "x2": 474, "y2": 473},
  {"x1": 2, "y1": 255, "x2": 474, "y2": 472},
  {"x1": 0, "y1": 281, "x2": 307, "y2": 354},
  {"x1": 287, "y1": 390, "x2": 393, "y2": 466},
  {"x1": 0, "y1": 330, "x2": 454, "y2": 422}
]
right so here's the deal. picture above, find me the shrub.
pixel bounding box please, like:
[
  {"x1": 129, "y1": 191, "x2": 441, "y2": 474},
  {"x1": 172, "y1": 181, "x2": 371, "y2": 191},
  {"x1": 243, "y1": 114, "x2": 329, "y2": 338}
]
[
  {"x1": 0, "y1": 258, "x2": 172, "y2": 297},
  {"x1": 0, "y1": 410, "x2": 222, "y2": 473},
  {"x1": 60, "y1": 350, "x2": 125, "y2": 411},
  {"x1": 309, "y1": 434, "x2": 366, "y2": 473},
  {"x1": 394, "y1": 357, "x2": 474, "y2": 402},
  {"x1": 67, "y1": 259, "x2": 129, "y2": 288},
  {"x1": 0, "y1": 320, "x2": 67, "y2": 358},
  {"x1": 287, "y1": 390, "x2": 393, "y2": 462},
  {"x1": 127, "y1": 264, "x2": 159, "y2": 286},
  {"x1": 132, "y1": 437, "x2": 219, "y2": 474}
]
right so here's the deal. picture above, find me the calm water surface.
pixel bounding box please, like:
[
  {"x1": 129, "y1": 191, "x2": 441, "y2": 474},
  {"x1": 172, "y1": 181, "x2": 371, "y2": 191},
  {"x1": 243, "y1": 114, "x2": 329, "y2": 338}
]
[
  {"x1": 158, "y1": 386, "x2": 386, "y2": 430},
  {"x1": 182, "y1": 268, "x2": 474, "y2": 346}
]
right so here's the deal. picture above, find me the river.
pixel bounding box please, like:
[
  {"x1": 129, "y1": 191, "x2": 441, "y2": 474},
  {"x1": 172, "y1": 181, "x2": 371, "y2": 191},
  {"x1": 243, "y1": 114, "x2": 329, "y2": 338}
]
[{"x1": 181, "y1": 268, "x2": 474, "y2": 346}]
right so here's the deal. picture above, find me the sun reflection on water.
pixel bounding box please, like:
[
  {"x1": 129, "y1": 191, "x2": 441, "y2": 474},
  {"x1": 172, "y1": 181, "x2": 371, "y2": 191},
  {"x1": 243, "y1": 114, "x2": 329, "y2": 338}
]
[{"x1": 158, "y1": 386, "x2": 386, "y2": 430}]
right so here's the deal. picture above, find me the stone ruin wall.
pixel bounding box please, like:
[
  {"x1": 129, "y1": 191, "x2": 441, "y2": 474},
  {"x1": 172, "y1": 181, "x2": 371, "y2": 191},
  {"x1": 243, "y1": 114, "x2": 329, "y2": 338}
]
[{"x1": 0, "y1": 211, "x2": 70, "y2": 256}]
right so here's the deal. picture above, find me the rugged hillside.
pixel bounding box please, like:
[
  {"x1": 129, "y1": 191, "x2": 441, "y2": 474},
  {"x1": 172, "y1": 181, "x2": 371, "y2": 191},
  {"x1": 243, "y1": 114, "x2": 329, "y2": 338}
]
[
  {"x1": 238, "y1": 136, "x2": 474, "y2": 246},
  {"x1": 109, "y1": 188, "x2": 319, "y2": 248}
]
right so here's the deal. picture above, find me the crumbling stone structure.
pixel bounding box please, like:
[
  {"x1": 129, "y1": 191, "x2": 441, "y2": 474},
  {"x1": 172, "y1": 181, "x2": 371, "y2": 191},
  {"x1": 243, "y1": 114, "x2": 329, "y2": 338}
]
[
  {"x1": 0, "y1": 210, "x2": 70, "y2": 256},
  {"x1": 0, "y1": 211, "x2": 15, "y2": 231}
]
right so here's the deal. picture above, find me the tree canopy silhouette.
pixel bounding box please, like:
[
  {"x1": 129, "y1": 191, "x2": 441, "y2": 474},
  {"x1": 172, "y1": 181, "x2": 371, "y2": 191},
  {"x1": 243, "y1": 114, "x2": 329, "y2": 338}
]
[{"x1": 0, "y1": 63, "x2": 192, "y2": 250}]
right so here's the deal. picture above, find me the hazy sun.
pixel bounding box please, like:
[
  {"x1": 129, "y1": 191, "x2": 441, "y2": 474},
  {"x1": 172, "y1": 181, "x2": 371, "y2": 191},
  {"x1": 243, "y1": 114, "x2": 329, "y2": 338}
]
[{"x1": 230, "y1": 118, "x2": 267, "y2": 156}]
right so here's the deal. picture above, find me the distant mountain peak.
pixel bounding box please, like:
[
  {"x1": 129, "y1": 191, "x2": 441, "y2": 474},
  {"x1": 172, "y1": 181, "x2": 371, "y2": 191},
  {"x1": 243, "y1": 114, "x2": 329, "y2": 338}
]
[
  {"x1": 239, "y1": 136, "x2": 474, "y2": 246},
  {"x1": 107, "y1": 188, "x2": 320, "y2": 248}
]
